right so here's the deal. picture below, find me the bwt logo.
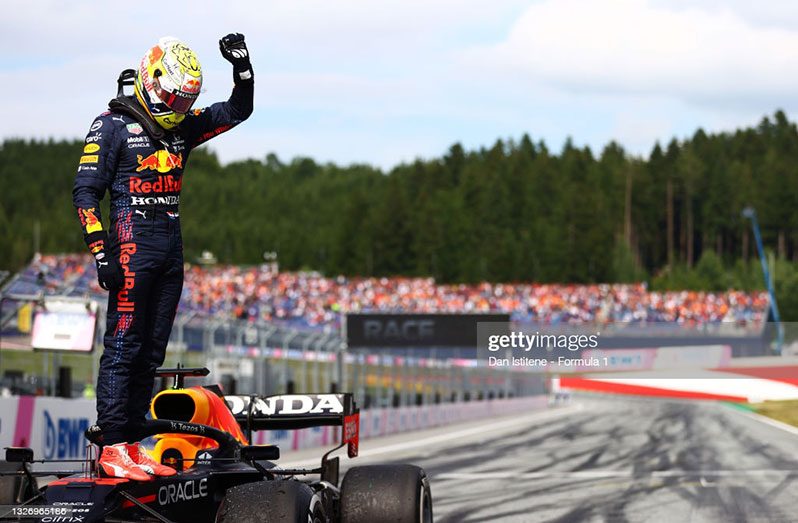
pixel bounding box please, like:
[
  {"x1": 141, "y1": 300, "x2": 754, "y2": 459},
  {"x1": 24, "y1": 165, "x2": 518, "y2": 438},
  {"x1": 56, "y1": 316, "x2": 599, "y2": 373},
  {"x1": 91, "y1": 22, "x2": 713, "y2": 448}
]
[
  {"x1": 44, "y1": 411, "x2": 90, "y2": 459},
  {"x1": 363, "y1": 319, "x2": 435, "y2": 342}
]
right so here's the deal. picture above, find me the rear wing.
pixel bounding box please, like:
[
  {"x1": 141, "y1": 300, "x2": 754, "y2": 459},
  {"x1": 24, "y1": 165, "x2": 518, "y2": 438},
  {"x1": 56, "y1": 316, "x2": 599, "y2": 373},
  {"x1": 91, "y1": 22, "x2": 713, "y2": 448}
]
[{"x1": 224, "y1": 393, "x2": 359, "y2": 457}]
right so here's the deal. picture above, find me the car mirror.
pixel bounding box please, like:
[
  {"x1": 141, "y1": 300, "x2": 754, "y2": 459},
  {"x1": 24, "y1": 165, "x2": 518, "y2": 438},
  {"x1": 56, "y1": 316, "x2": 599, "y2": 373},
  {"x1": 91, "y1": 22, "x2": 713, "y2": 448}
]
[{"x1": 5, "y1": 447, "x2": 34, "y2": 463}]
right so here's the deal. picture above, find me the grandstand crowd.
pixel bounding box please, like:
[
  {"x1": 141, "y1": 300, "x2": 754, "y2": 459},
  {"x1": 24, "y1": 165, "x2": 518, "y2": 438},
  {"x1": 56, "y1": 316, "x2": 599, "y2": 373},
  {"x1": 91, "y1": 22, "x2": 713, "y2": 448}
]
[{"x1": 8, "y1": 254, "x2": 769, "y2": 330}]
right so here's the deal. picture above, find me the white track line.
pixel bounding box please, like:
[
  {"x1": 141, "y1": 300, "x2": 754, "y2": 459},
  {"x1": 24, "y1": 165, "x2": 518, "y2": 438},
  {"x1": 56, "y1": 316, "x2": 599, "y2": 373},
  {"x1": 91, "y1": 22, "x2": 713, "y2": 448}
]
[
  {"x1": 437, "y1": 471, "x2": 631, "y2": 480},
  {"x1": 435, "y1": 470, "x2": 798, "y2": 481},
  {"x1": 280, "y1": 404, "x2": 583, "y2": 468},
  {"x1": 726, "y1": 406, "x2": 798, "y2": 437}
]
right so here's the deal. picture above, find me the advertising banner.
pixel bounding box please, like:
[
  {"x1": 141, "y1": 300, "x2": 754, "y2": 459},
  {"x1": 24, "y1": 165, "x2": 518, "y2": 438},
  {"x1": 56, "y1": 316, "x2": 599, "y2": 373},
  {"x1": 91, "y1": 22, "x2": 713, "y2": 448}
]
[
  {"x1": 0, "y1": 394, "x2": 548, "y2": 468},
  {"x1": 0, "y1": 396, "x2": 94, "y2": 472},
  {"x1": 32, "y1": 299, "x2": 97, "y2": 352},
  {"x1": 347, "y1": 313, "x2": 510, "y2": 348}
]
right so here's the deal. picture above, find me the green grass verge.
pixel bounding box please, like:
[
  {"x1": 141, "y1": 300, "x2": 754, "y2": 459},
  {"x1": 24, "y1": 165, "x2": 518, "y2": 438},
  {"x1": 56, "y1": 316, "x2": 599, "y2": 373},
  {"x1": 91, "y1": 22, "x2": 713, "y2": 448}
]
[
  {"x1": 751, "y1": 400, "x2": 798, "y2": 427},
  {"x1": 722, "y1": 401, "x2": 755, "y2": 412}
]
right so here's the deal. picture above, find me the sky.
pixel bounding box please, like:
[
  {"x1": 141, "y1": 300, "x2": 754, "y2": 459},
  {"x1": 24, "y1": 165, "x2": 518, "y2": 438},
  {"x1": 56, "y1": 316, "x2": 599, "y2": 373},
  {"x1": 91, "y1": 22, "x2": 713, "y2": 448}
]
[{"x1": 2, "y1": 0, "x2": 798, "y2": 170}]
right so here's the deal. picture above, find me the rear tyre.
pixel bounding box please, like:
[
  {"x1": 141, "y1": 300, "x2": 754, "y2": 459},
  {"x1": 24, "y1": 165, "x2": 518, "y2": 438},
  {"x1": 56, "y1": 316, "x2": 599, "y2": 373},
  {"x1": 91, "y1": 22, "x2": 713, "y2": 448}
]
[
  {"x1": 216, "y1": 480, "x2": 324, "y2": 523},
  {"x1": 341, "y1": 464, "x2": 433, "y2": 523}
]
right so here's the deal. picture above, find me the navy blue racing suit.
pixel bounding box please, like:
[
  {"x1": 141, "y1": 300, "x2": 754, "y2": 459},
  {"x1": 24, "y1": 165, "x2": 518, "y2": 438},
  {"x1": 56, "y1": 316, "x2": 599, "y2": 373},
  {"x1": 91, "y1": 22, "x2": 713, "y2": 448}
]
[{"x1": 72, "y1": 77, "x2": 253, "y2": 445}]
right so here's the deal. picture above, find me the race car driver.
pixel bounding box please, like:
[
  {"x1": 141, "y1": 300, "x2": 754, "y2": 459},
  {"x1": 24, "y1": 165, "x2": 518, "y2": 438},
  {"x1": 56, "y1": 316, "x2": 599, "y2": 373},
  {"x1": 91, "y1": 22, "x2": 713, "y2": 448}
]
[{"x1": 73, "y1": 34, "x2": 253, "y2": 479}]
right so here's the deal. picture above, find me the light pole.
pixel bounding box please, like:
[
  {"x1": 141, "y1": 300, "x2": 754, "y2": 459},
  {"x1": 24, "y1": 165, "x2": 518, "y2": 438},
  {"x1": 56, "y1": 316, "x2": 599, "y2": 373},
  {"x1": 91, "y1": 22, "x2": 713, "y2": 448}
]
[{"x1": 742, "y1": 207, "x2": 783, "y2": 354}]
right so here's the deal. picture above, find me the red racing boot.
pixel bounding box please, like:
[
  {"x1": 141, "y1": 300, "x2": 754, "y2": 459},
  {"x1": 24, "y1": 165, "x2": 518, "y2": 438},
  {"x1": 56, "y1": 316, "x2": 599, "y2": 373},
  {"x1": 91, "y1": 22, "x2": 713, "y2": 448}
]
[
  {"x1": 127, "y1": 443, "x2": 177, "y2": 477},
  {"x1": 98, "y1": 443, "x2": 152, "y2": 481}
]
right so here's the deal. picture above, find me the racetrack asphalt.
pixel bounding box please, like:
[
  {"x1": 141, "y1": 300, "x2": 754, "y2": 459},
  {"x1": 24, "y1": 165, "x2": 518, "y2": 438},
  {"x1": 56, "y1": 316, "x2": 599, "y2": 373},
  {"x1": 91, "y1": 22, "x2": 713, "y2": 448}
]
[{"x1": 283, "y1": 395, "x2": 798, "y2": 522}]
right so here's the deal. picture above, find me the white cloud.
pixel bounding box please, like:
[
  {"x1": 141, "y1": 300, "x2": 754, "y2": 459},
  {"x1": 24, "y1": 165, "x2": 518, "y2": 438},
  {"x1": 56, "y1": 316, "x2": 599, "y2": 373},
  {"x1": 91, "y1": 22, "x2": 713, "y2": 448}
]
[
  {"x1": 1, "y1": 0, "x2": 797, "y2": 167},
  {"x1": 0, "y1": 0, "x2": 529, "y2": 168},
  {"x1": 466, "y1": 0, "x2": 798, "y2": 106},
  {"x1": 654, "y1": 0, "x2": 798, "y2": 32},
  {"x1": 0, "y1": 0, "x2": 526, "y2": 61}
]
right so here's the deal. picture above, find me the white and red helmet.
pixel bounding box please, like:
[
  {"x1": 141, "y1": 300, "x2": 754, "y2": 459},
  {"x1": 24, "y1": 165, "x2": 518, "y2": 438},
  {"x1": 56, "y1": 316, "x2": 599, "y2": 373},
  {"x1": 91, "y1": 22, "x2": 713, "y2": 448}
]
[{"x1": 134, "y1": 37, "x2": 202, "y2": 130}]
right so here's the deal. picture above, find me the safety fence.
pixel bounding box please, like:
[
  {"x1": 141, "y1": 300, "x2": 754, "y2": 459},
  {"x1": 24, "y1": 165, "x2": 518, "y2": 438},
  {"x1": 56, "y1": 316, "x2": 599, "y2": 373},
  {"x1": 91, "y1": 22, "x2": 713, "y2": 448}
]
[
  {"x1": 0, "y1": 294, "x2": 549, "y2": 410},
  {"x1": 0, "y1": 394, "x2": 551, "y2": 471},
  {"x1": 4, "y1": 292, "x2": 771, "y2": 410}
]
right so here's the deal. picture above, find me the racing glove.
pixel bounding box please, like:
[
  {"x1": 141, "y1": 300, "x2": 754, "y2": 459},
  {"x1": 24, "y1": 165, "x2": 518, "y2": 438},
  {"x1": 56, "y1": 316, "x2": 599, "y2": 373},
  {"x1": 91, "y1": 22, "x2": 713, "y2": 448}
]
[
  {"x1": 87, "y1": 231, "x2": 124, "y2": 291},
  {"x1": 219, "y1": 33, "x2": 253, "y2": 83}
]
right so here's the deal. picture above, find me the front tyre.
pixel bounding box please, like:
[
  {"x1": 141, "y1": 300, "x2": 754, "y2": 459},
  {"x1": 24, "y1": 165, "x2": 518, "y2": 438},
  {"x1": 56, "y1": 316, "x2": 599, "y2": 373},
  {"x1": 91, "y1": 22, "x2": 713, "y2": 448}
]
[
  {"x1": 341, "y1": 465, "x2": 433, "y2": 523},
  {"x1": 216, "y1": 480, "x2": 324, "y2": 523}
]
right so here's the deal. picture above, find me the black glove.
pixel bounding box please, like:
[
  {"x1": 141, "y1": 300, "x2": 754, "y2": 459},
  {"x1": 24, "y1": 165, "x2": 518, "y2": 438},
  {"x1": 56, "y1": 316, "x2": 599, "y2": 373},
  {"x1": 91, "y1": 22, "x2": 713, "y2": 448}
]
[
  {"x1": 95, "y1": 253, "x2": 124, "y2": 291},
  {"x1": 219, "y1": 33, "x2": 253, "y2": 82},
  {"x1": 86, "y1": 231, "x2": 124, "y2": 291}
]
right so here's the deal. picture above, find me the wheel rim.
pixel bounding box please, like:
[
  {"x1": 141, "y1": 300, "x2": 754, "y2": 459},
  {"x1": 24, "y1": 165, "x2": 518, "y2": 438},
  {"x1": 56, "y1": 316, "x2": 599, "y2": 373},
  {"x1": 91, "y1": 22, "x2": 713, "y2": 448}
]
[{"x1": 419, "y1": 483, "x2": 433, "y2": 523}]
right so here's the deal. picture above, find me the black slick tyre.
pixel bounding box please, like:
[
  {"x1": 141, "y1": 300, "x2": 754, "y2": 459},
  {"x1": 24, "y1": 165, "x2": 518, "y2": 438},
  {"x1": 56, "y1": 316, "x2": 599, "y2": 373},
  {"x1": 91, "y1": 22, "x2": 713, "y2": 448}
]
[
  {"x1": 340, "y1": 464, "x2": 433, "y2": 523},
  {"x1": 216, "y1": 480, "x2": 322, "y2": 523}
]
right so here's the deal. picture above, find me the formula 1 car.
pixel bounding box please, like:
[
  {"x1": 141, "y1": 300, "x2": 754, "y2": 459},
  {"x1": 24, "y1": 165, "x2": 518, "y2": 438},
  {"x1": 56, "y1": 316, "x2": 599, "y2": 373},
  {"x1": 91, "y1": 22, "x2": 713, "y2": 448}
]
[{"x1": 1, "y1": 367, "x2": 433, "y2": 522}]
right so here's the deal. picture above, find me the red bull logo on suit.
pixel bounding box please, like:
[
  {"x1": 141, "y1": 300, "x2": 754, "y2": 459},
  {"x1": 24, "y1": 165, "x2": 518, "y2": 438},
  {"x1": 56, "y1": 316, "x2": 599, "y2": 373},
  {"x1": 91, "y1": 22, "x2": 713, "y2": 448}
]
[
  {"x1": 136, "y1": 151, "x2": 183, "y2": 173},
  {"x1": 116, "y1": 243, "x2": 137, "y2": 313},
  {"x1": 129, "y1": 175, "x2": 182, "y2": 193}
]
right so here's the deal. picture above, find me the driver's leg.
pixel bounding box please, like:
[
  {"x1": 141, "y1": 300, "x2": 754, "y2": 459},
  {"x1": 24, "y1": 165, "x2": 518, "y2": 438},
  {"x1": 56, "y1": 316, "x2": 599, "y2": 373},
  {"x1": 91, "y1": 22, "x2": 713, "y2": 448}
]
[
  {"x1": 96, "y1": 257, "x2": 154, "y2": 445},
  {"x1": 126, "y1": 254, "x2": 184, "y2": 441}
]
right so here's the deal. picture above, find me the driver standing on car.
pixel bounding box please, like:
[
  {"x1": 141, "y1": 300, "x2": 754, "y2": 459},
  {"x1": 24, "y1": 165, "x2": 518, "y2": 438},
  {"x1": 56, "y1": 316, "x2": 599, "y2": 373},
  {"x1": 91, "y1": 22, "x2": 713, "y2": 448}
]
[{"x1": 73, "y1": 34, "x2": 254, "y2": 479}]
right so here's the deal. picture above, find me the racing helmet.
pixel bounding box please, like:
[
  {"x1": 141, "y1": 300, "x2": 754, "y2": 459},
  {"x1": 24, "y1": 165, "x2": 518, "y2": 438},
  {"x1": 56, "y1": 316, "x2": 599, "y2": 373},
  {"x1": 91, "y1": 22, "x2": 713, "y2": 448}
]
[{"x1": 134, "y1": 37, "x2": 202, "y2": 130}]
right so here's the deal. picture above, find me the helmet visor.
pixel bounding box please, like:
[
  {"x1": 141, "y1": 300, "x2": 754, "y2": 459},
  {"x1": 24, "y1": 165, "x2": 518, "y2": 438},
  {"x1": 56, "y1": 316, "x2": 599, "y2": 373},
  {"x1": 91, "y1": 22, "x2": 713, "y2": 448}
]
[{"x1": 156, "y1": 86, "x2": 198, "y2": 114}]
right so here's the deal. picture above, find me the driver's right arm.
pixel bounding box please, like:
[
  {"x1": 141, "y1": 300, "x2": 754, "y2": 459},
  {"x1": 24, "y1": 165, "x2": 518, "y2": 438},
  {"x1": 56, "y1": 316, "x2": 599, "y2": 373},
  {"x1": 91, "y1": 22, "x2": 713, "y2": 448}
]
[{"x1": 72, "y1": 114, "x2": 123, "y2": 290}]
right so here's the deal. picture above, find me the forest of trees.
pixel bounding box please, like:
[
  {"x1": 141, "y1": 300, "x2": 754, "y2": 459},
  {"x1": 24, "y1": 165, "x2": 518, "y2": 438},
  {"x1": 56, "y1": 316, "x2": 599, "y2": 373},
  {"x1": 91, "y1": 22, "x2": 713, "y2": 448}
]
[{"x1": 2, "y1": 110, "x2": 798, "y2": 295}]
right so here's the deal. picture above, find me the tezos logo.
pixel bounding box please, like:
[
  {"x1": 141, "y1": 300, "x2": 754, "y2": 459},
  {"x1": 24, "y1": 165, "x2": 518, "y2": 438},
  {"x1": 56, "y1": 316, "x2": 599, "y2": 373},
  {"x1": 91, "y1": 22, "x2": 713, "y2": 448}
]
[{"x1": 169, "y1": 421, "x2": 205, "y2": 434}]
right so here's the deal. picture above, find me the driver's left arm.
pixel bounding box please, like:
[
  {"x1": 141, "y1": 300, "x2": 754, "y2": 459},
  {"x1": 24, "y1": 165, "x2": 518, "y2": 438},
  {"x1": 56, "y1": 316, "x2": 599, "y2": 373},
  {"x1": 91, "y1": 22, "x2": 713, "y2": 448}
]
[{"x1": 184, "y1": 33, "x2": 254, "y2": 148}]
